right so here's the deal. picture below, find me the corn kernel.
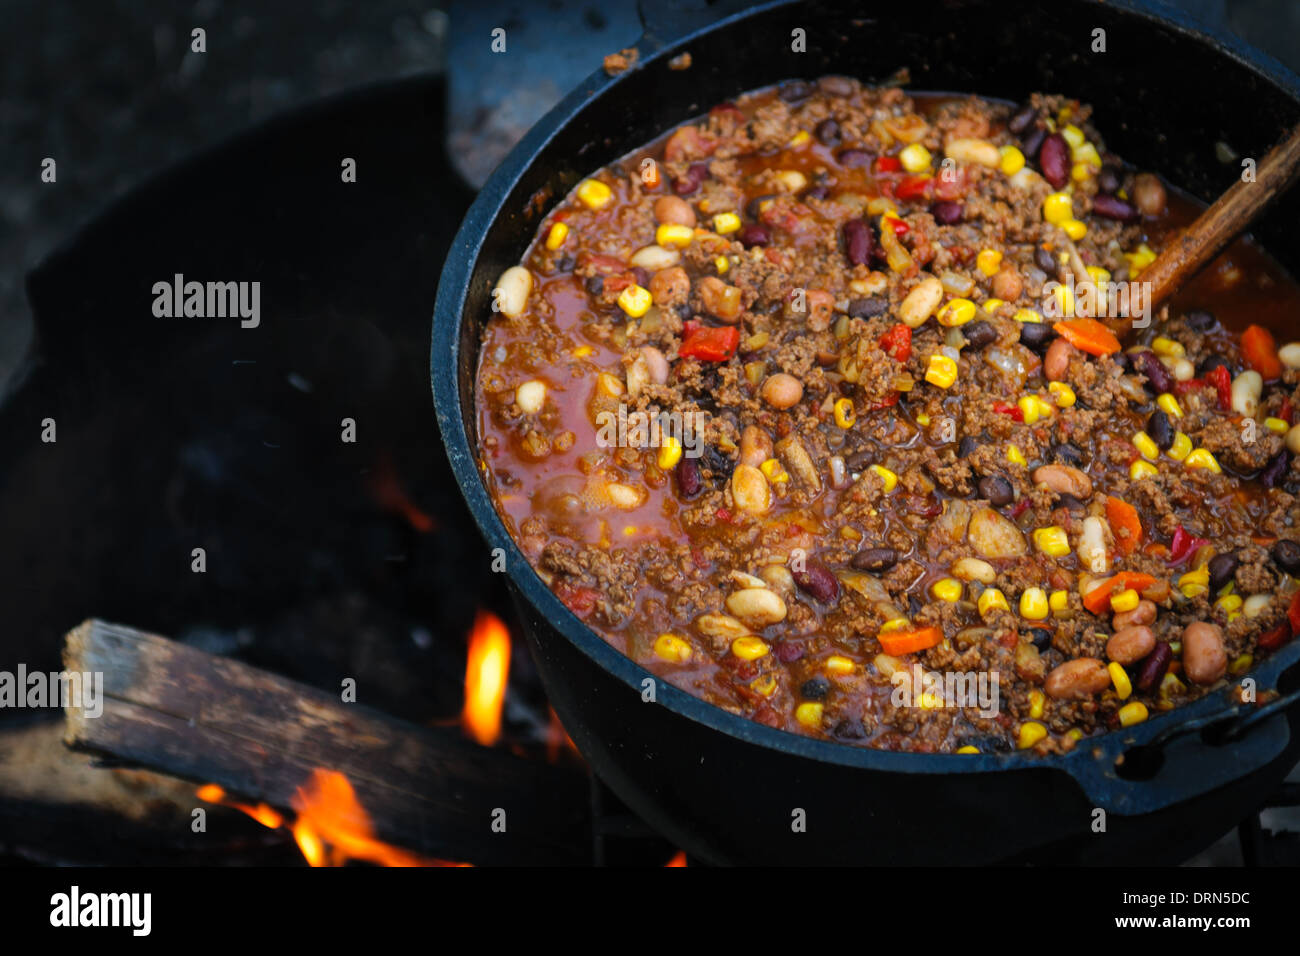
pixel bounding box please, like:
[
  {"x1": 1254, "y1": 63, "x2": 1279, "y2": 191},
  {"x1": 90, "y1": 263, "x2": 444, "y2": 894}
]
[
  {"x1": 657, "y1": 436, "x2": 683, "y2": 470},
  {"x1": 870, "y1": 464, "x2": 898, "y2": 492},
  {"x1": 1013, "y1": 308, "x2": 1042, "y2": 324},
  {"x1": 931, "y1": 578, "x2": 963, "y2": 603},
  {"x1": 617, "y1": 284, "x2": 653, "y2": 318},
  {"x1": 825, "y1": 654, "x2": 855, "y2": 675},
  {"x1": 731, "y1": 636, "x2": 770, "y2": 660},
  {"x1": 656, "y1": 223, "x2": 694, "y2": 248},
  {"x1": 1017, "y1": 395, "x2": 1041, "y2": 425},
  {"x1": 1043, "y1": 192, "x2": 1074, "y2": 225},
  {"x1": 937, "y1": 298, "x2": 977, "y2": 327},
  {"x1": 1085, "y1": 265, "x2": 1112, "y2": 284},
  {"x1": 1070, "y1": 162, "x2": 1092, "y2": 183},
  {"x1": 713, "y1": 212, "x2": 741, "y2": 235},
  {"x1": 1066, "y1": 728, "x2": 1084, "y2": 741},
  {"x1": 1110, "y1": 588, "x2": 1140, "y2": 613},
  {"x1": 1167, "y1": 431, "x2": 1193, "y2": 461},
  {"x1": 1050, "y1": 590, "x2": 1069, "y2": 614},
  {"x1": 899, "y1": 143, "x2": 932, "y2": 172},
  {"x1": 1048, "y1": 382, "x2": 1076, "y2": 407},
  {"x1": 879, "y1": 617, "x2": 911, "y2": 634},
  {"x1": 1061, "y1": 124, "x2": 1085, "y2": 149},
  {"x1": 1229, "y1": 653, "x2": 1254, "y2": 676},
  {"x1": 795, "y1": 701, "x2": 824, "y2": 728},
  {"x1": 1125, "y1": 243, "x2": 1157, "y2": 275},
  {"x1": 1178, "y1": 566, "x2": 1209, "y2": 599},
  {"x1": 714, "y1": 255, "x2": 730, "y2": 275},
  {"x1": 976, "y1": 249, "x2": 1003, "y2": 276},
  {"x1": 760, "y1": 457, "x2": 789, "y2": 484},
  {"x1": 1020, "y1": 587, "x2": 1050, "y2": 620},
  {"x1": 1215, "y1": 594, "x2": 1243, "y2": 614},
  {"x1": 1151, "y1": 336, "x2": 1185, "y2": 358},
  {"x1": 654, "y1": 633, "x2": 693, "y2": 662},
  {"x1": 926, "y1": 354, "x2": 959, "y2": 388},
  {"x1": 982, "y1": 298, "x2": 1005, "y2": 315},
  {"x1": 1073, "y1": 142, "x2": 1101, "y2": 168},
  {"x1": 1156, "y1": 393, "x2": 1183, "y2": 418},
  {"x1": 545, "y1": 221, "x2": 569, "y2": 250},
  {"x1": 1028, "y1": 688, "x2": 1046, "y2": 719},
  {"x1": 750, "y1": 674, "x2": 777, "y2": 697},
  {"x1": 1006, "y1": 445, "x2": 1027, "y2": 466},
  {"x1": 572, "y1": 345, "x2": 594, "y2": 358},
  {"x1": 1132, "y1": 431, "x2": 1159, "y2": 461},
  {"x1": 834, "y1": 397, "x2": 856, "y2": 428},
  {"x1": 999, "y1": 145, "x2": 1025, "y2": 176},
  {"x1": 1130, "y1": 459, "x2": 1158, "y2": 481},
  {"x1": 787, "y1": 129, "x2": 811, "y2": 148},
  {"x1": 1118, "y1": 701, "x2": 1149, "y2": 727},
  {"x1": 1017, "y1": 721, "x2": 1048, "y2": 749},
  {"x1": 576, "y1": 178, "x2": 613, "y2": 210},
  {"x1": 955, "y1": 745, "x2": 980, "y2": 754},
  {"x1": 1033, "y1": 526, "x2": 1071, "y2": 557},
  {"x1": 916, "y1": 413, "x2": 931, "y2": 426},
  {"x1": 978, "y1": 588, "x2": 1009, "y2": 616},
  {"x1": 1265, "y1": 416, "x2": 1290, "y2": 434},
  {"x1": 1061, "y1": 218, "x2": 1087, "y2": 241},
  {"x1": 1184, "y1": 448, "x2": 1221, "y2": 473},
  {"x1": 1107, "y1": 660, "x2": 1133, "y2": 699}
]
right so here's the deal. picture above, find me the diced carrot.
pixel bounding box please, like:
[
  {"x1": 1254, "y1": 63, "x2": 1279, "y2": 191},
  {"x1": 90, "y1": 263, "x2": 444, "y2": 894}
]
[
  {"x1": 1053, "y1": 318, "x2": 1121, "y2": 356},
  {"x1": 1105, "y1": 496, "x2": 1142, "y2": 557},
  {"x1": 878, "y1": 625, "x2": 943, "y2": 656},
  {"x1": 1241, "y1": 324, "x2": 1283, "y2": 380},
  {"x1": 1082, "y1": 571, "x2": 1158, "y2": 615}
]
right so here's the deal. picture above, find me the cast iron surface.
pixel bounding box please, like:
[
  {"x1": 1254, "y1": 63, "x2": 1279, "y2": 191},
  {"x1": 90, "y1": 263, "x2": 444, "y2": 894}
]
[{"x1": 433, "y1": 0, "x2": 1300, "y2": 862}]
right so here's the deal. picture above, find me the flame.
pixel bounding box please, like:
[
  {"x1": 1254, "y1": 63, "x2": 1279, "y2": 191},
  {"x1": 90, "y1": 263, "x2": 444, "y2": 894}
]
[
  {"x1": 462, "y1": 610, "x2": 511, "y2": 746},
  {"x1": 197, "y1": 771, "x2": 466, "y2": 867},
  {"x1": 367, "y1": 451, "x2": 436, "y2": 533},
  {"x1": 665, "y1": 851, "x2": 688, "y2": 867}
]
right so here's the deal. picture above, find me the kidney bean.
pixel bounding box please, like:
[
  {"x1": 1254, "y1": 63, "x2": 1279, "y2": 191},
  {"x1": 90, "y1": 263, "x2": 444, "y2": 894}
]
[
  {"x1": 837, "y1": 148, "x2": 872, "y2": 167},
  {"x1": 1019, "y1": 321, "x2": 1055, "y2": 353},
  {"x1": 1182, "y1": 622, "x2": 1227, "y2": 684},
  {"x1": 842, "y1": 218, "x2": 874, "y2": 266},
  {"x1": 775, "y1": 640, "x2": 805, "y2": 663},
  {"x1": 1097, "y1": 164, "x2": 1122, "y2": 194},
  {"x1": 793, "y1": 559, "x2": 840, "y2": 604},
  {"x1": 978, "y1": 474, "x2": 1014, "y2": 507},
  {"x1": 814, "y1": 118, "x2": 841, "y2": 145},
  {"x1": 847, "y1": 296, "x2": 888, "y2": 318},
  {"x1": 1132, "y1": 172, "x2": 1167, "y2": 217},
  {"x1": 1261, "y1": 449, "x2": 1290, "y2": 488},
  {"x1": 1207, "y1": 552, "x2": 1239, "y2": 592},
  {"x1": 1272, "y1": 539, "x2": 1300, "y2": 575},
  {"x1": 676, "y1": 457, "x2": 702, "y2": 498},
  {"x1": 851, "y1": 547, "x2": 898, "y2": 572},
  {"x1": 962, "y1": 320, "x2": 997, "y2": 349},
  {"x1": 1044, "y1": 658, "x2": 1111, "y2": 699},
  {"x1": 1106, "y1": 625, "x2": 1156, "y2": 665},
  {"x1": 1038, "y1": 133, "x2": 1070, "y2": 188},
  {"x1": 673, "y1": 162, "x2": 709, "y2": 195},
  {"x1": 1138, "y1": 350, "x2": 1174, "y2": 395},
  {"x1": 801, "y1": 675, "x2": 830, "y2": 700},
  {"x1": 737, "y1": 223, "x2": 770, "y2": 247},
  {"x1": 1008, "y1": 103, "x2": 1037, "y2": 135},
  {"x1": 1147, "y1": 409, "x2": 1174, "y2": 450},
  {"x1": 1021, "y1": 126, "x2": 1047, "y2": 161},
  {"x1": 1112, "y1": 599, "x2": 1157, "y2": 630},
  {"x1": 930, "y1": 200, "x2": 963, "y2": 224},
  {"x1": 1044, "y1": 337, "x2": 1075, "y2": 381},
  {"x1": 1135, "y1": 642, "x2": 1172, "y2": 691},
  {"x1": 778, "y1": 79, "x2": 815, "y2": 102},
  {"x1": 1034, "y1": 245, "x2": 1058, "y2": 275},
  {"x1": 1184, "y1": 309, "x2": 1216, "y2": 332},
  {"x1": 1091, "y1": 193, "x2": 1137, "y2": 221}
]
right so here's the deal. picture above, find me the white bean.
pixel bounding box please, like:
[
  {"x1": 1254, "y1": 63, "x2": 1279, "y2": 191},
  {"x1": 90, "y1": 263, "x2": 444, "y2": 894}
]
[
  {"x1": 1230, "y1": 370, "x2": 1262, "y2": 417},
  {"x1": 951, "y1": 557, "x2": 997, "y2": 584},
  {"x1": 725, "y1": 587, "x2": 788, "y2": 626},
  {"x1": 515, "y1": 380, "x2": 547, "y2": 414},
  {"x1": 731, "y1": 464, "x2": 771, "y2": 514},
  {"x1": 1278, "y1": 341, "x2": 1300, "y2": 370},
  {"x1": 1171, "y1": 357, "x2": 1195, "y2": 381},
  {"x1": 1077, "y1": 516, "x2": 1109, "y2": 574},
  {"x1": 494, "y1": 265, "x2": 532, "y2": 319},
  {"x1": 1287, "y1": 423, "x2": 1300, "y2": 455},
  {"x1": 629, "y1": 245, "x2": 680, "y2": 271},
  {"x1": 944, "y1": 138, "x2": 1001, "y2": 168},
  {"x1": 1242, "y1": 593, "x2": 1272, "y2": 619},
  {"x1": 899, "y1": 276, "x2": 944, "y2": 328}
]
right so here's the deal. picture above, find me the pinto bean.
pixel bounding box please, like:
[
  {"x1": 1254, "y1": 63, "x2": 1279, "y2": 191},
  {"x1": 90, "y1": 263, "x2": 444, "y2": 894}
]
[
  {"x1": 1032, "y1": 464, "x2": 1093, "y2": 499},
  {"x1": 761, "y1": 373, "x2": 804, "y2": 409},
  {"x1": 739, "y1": 425, "x2": 774, "y2": 468},
  {"x1": 653, "y1": 195, "x2": 696, "y2": 227},
  {"x1": 1112, "y1": 599, "x2": 1156, "y2": 630},
  {"x1": 1182, "y1": 622, "x2": 1227, "y2": 685},
  {"x1": 1043, "y1": 337, "x2": 1076, "y2": 382},
  {"x1": 1044, "y1": 658, "x2": 1111, "y2": 699},
  {"x1": 1131, "y1": 172, "x2": 1167, "y2": 217},
  {"x1": 649, "y1": 266, "x2": 690, "y2": 308},
  {"x1": 730, "y1": 464, "x2": 771, "y2": 514},
  {"x1": 696, "y1": 276, "x2": 742, "y2": 322},
  {"x1": 805, "y1": 289, "x2": 835, "y2": 331},
  {"x1": 1106, "y1": 625, "x2": 1156, "y2": 665},
  {"x1": 899, "y1": 276, "x2": 944, "y2": 328},
  {"x1": 851, "y1": 547, "x2": 898, "y2": 572},
  {"x1": 991, "y1": 265, "x2": 1024, "y2": 302}
]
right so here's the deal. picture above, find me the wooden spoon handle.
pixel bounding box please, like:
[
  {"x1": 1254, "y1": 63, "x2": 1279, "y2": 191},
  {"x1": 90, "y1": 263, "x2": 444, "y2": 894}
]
[{"x1": 1137, "y1": 123, "x2": 1300, "y2": 311}]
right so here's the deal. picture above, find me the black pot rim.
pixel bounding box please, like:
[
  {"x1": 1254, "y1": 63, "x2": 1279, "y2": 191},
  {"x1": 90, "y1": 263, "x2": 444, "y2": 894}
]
[{"x1": 433, "y1": 0, "x2": 1300, "y2": 792}]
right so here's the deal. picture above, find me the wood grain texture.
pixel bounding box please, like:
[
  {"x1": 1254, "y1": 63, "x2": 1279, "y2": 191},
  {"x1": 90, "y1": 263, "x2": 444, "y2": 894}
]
[{"x1": 63, "y1": 619, "x2": 591, "y2": 865}]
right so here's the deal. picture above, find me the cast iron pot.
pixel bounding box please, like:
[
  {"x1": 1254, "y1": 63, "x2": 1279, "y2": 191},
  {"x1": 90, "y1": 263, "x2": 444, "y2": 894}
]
[{"x1": 433, "y1": 0, "x2": 1300, "y2": 864}]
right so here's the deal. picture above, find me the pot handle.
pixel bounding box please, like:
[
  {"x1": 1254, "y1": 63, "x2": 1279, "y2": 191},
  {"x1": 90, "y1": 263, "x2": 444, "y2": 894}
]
[
  {"x1": 637, "y1": 0, "x2": 769, "y2": 52},
  {"x1": 1067, "y1": 683, "x2": 1300, "y2": 816}
]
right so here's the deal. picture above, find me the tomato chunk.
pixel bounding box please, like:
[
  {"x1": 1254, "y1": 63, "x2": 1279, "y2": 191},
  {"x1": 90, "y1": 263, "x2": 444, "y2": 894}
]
[{"x1": 679, "y1": 322, "x2": 740, "y2": 361}]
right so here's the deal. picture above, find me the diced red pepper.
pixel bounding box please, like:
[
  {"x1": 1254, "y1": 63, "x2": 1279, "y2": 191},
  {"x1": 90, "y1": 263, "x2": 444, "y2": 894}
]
[
  {"x1": 869, "y1": 393, "x2": 901, "y2": 411},
  {"x1": 1168, "y1": 526, "x2": 1209, "y2": 567},
  {"x1": 1259, "y1": 621, "x2": 1292, "y2": 651},
  {"x1": 874, "y1": 156, "x2": 901, "y2": 173},
  {"x1": 1008, "y1": 498, "x2": 1030, "y2": 519},
  {"x1": 879, "y1": 324, "x2": 912, "y2": 363},
  {"x1": 993, "y1": 401, "x2": 1025, "y2": 423},
  {"x1": 679, "y1": 321, "x2": 740, "y2": 362},
  {"x1": 1289, "y1": 591, "x2": 1300, "y2": 636},
  {"x1": 557, "y1": 583, "x2": 600, "y2": 619},
  {"x1": 895, "y1": 175, "x2": 934, "y2": 202},
  {"x1": 1280, "y1": 398, "x2": 1294, "y2": 425},
  {"x1": 1205, "y1": 364, "x2": 1232, "y2": 411},
  {"x1": 933, "y1": 167, "x2": 969, "y2": 201}
]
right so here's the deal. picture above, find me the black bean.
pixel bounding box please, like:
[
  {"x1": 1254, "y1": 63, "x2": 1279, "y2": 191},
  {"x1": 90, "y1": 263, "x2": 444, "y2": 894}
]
[
  {"x1": 851, "y1": 547, "x2": 898, "y2": 572},
  {"x1": 1260, "y1": 449, "x2": 1290, "y2": 488},
  {"x1": 1056, "y1": 493, "x2": 1086, "y2": 513},
  {"x1": 793, "y1": 559, "x2": 841, "y2": 604},
  {"x1": 814, "y1": 117, "x2": 841, "y2": 146},
  {"x1": 1207, "y1": 553, "x2": 1239, "y2": 593},
  {"x1": 845, "y1": 448, "x2": 874, "y2": 472},
  {"x1": 803, "y1": 185, "x2": 830, "y2": 201},
  {"x1": 847, "y1": 296, "x2": 888, "y2": 318},
  {"x1": 737, "y1": 223, "x2": 770, "y2": 247},
  {"x1": 801, "y1": 676, "x2": 831, "y2": 700},
  {"x1": 556, "y1": 253, "x2": 575, "y2": 272},
  {"x1": 842, "y1": 217, "x2": 874, "y2": 266},
  {"x1": 584, "y1": 275, "x2": 605, "y2": 297},
  {"x1": 1272, "y1": 539, "x2": 1300, "y2": 575},
  {"x1": 837, "y1": 147, "x2": 872, "y2": 168},
  {"x1": 930, "y1": 200, "x2": 964, "y2": 224},
  {"x1": 1184, "y1": 309, "x2": 1216, "y2": 332},
  {"x1": 745, "y1": 194, "x2": 776, "y2": 219},
  {"x1": 778, "y1": 79, "x2": 815, "y2": 102},
  {"x1": 962, "y1": 320, "x2": 997, "y2": 349},
  {"x1": 1034, "y1": 245, "x2": 1058, "y2": 275},
  {"x1": 978, "y1": 475, "x2": 1014, "y2": 507},
  {"x1": 1008, "y1": 103, "x2": 1037, "y2": 136},
  {"x1": 958, "y1": 436, "x2": 979, "y2": 457},
  {"x1": 1092, "y1": 193, "x2": 1137, "y2": 221},
  {"x1": 1136, "y1": 643, "x2": 1172, "y2": 692},
  {"x1": 1146, "y1": 409, "x2": 1174, "y2": 450},
  {"x1": 1050, "y1": 442, "x2": 1083, "y2": 466},
  {"x1": 1019, "y1": 321, "x2": 1055, "y2": 353},
  {"x1": 1021, "y1": 126, "x2": 1047, "y2": 161},
  {"x1": 1028, "y1": 627, "x2": 1053, "y2": 651},
  {"x1": 1038, "y1": 133, "x2": 1070, "y2": 188},
  {"x1": 1097, "y1": 164, "x2": 1121, "y2": 194},
  {"x1": 1138, "y1": 350, "x2": 1174, "y2": 395},
  {"x1": 675, "y1": 303, "x2": 692, "y2": 320},
  {"x1": 818, "y1": 75, "x2": 855, "y2": 97},
  {"x1": 675, "y1": 457, "x2": 702, "y2": 498},
  {"x1": 832, "y1": 717, "x2": 866, "y2": 740},
  {"x1": 701, "y1": 445, "x2": 734, "y2": 482},
  {"x1": 1196, "y1": 354, "x2": 1231, "y2": 378},
  {"x1": 958, "y1": 732, "x2": 1013, "y2": 753}
]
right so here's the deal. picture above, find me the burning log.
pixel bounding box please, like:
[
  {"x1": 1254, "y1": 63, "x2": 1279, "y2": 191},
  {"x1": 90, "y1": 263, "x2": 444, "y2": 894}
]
[{"x1": 62, "y1": 619, "x2": 591, "y2": 865}]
